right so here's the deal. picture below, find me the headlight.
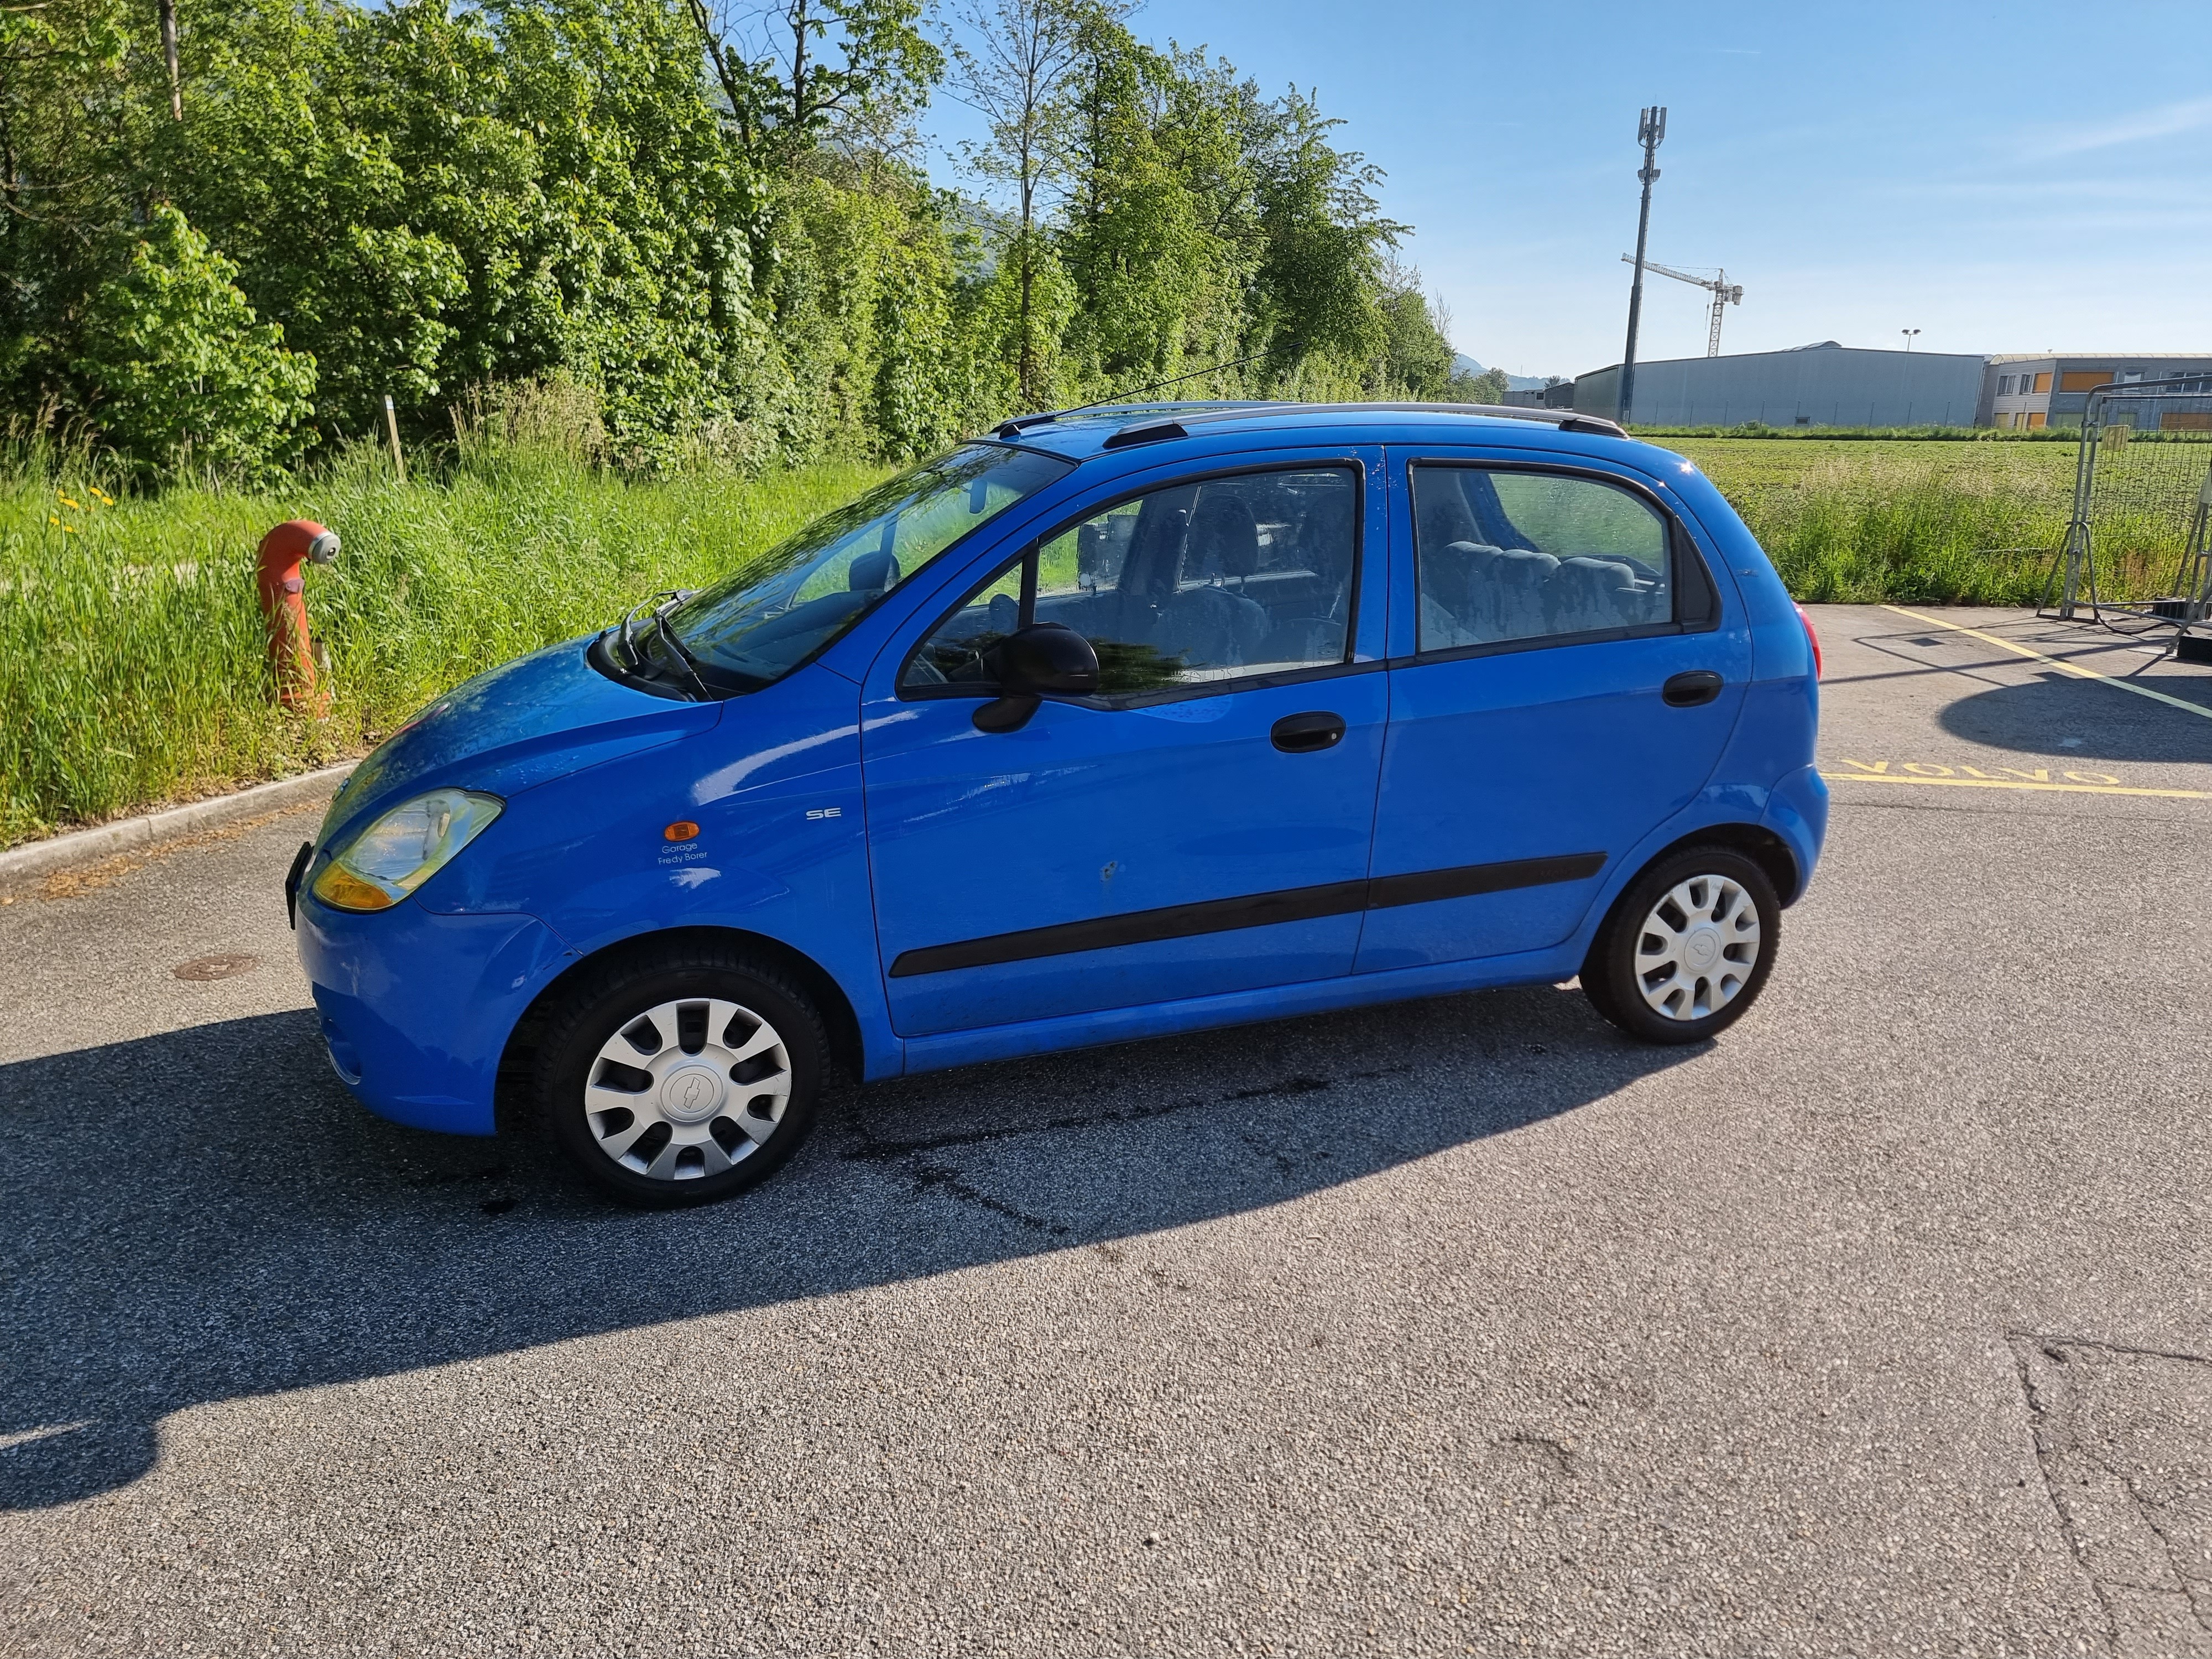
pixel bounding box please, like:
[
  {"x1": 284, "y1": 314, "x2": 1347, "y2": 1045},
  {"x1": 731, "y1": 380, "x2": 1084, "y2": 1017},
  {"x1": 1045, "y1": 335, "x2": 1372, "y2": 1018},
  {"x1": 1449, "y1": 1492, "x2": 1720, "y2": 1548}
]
[{"x1": 311, "y1": 788, "x2": 504, "y2": 912}]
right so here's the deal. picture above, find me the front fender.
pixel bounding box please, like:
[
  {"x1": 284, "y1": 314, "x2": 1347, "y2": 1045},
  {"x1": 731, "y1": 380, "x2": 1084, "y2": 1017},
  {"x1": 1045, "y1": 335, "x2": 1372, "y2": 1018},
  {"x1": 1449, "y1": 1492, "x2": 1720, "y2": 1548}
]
[{"x1": 421, "y1": 669, "x2": 902, "y2": 1082}]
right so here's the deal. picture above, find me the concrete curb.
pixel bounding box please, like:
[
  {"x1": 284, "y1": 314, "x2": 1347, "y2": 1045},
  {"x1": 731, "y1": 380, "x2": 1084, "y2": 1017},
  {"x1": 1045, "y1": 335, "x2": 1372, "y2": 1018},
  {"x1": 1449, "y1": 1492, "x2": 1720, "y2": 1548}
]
[{"x1": 0, "y1": 763, "x2": 357, "y2": 886}]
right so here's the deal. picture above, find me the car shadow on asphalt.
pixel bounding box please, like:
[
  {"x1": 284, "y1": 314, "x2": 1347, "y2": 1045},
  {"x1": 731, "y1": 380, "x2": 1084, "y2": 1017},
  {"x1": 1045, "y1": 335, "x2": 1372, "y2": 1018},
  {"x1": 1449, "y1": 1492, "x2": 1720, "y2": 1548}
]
[
  {"x1": 1934, "y1": 671, "x2": 2212, "y2": 763},
  {"x1": 0, "y1": 982, "x2": 1694, "y2": 1509}
]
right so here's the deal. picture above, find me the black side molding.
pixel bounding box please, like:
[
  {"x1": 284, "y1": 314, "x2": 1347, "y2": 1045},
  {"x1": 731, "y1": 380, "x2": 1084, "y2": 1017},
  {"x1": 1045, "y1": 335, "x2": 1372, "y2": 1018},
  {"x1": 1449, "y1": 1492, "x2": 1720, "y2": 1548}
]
[
  {"x1": 1368, "y1": 852, "x2": 1606, "y2": 910},
  {"x1": 892, "y1": 879, "x2": 1369, "y2": 978},
  {"x1": 888, "y1": 852, "x2": 1607, "y2": 978}
]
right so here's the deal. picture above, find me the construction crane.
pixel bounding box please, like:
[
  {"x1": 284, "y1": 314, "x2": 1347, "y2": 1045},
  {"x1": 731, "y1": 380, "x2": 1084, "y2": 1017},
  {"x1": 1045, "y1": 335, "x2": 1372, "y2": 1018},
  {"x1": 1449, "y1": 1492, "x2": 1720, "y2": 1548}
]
[{"x1": 1618, "y1": 255, "x2": 1744, "y2": 356}]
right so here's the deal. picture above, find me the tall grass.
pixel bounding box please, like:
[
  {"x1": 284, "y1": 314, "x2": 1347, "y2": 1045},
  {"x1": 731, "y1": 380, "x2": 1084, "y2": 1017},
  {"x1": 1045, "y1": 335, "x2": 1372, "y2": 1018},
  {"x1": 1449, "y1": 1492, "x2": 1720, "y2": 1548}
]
[
  {"x1": 1, "y1": 408, "x2": 885, "y2": 848},
  {"x1": 1670, "y1": 437, "x2": 2104, "y2": 606}
]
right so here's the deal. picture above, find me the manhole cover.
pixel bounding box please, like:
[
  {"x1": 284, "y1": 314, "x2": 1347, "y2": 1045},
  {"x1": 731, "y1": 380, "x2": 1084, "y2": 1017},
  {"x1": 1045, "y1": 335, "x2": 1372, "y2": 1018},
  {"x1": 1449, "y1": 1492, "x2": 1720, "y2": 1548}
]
[{"x1": 173, "y1": 953, "x2": 259, "y2": 982}]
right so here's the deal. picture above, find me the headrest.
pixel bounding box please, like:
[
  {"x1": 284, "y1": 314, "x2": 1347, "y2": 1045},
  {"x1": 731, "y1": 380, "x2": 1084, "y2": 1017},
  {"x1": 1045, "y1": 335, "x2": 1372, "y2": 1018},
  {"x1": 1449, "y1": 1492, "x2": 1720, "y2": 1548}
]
[
  {"x1": 1436, "y1": 539, "x2": 1503, "y2": 572},
  {"x1": 1494, "y1": 547, "x2": 1559, "y2": 583},
  {"x1": 1188, "y1": 494, "x2": 1261, "y2": 580},
  {"x1": 1556, "y1": 556, "x2": 1636, "y2": 592},
  {"x1": 849, "y1": 548, "x2": 901, "y2": 593}
]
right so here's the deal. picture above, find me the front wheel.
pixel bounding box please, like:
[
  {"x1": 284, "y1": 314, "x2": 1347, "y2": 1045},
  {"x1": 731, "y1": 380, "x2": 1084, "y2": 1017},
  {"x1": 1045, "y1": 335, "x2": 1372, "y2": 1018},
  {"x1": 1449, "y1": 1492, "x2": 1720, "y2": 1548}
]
[
  {"x1": 1581, "y1": 847, "x2": 1779, "y2": 1045},
  {"x1": 535, "y1": 945, "x2": 826, "y2": 1207}
]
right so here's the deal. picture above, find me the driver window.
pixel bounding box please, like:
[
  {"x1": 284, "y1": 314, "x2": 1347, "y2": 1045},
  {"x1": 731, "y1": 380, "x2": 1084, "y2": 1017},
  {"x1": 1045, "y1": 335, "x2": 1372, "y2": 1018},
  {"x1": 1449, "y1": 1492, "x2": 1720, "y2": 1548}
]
[{"x1": 901, "y1": 467, "x2": 1359, "y2": 697}]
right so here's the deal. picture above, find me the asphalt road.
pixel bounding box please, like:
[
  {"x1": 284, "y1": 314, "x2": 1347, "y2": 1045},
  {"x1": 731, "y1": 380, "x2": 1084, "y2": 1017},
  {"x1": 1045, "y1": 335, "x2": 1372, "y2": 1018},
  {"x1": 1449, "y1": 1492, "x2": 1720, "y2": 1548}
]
[{"x1": 3, "y1": 603, "x2": 2210, "y2": 1658}]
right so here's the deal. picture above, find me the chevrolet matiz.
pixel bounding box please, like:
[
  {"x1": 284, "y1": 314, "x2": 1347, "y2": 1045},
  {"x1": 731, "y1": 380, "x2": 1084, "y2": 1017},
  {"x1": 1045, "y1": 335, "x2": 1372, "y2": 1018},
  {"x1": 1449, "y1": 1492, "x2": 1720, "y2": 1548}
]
[{"x1": 291, "y1": 402, "x2": 1825, "y2": 1207}]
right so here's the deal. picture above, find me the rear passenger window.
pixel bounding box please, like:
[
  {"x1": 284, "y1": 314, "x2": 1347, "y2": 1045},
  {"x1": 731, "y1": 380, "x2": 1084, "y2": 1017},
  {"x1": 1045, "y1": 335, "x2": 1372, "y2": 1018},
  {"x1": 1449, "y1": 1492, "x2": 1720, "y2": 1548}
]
[
  {"x1": 1411, "y1": 466, "x2": 1676, "y2": 653},
  {"x1": 904, "y1": 468, "x2": 1359, "y2": 697}
]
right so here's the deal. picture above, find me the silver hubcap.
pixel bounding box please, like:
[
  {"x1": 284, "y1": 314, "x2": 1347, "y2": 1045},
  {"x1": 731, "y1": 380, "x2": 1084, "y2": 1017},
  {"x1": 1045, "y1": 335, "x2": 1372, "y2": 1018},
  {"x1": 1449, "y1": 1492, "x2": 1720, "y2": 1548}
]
[
  {"x1": 584, "y1": 998, "x2": 791, "y2": 1181},
  {"x1": 1635, "y1": 874, "x2": 1761, "y2": 1022}
]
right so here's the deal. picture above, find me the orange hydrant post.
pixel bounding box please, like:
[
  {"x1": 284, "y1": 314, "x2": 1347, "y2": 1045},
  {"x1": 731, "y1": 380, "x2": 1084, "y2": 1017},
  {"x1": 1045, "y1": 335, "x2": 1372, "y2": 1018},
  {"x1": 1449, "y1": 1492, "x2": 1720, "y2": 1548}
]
[{"x1": 255, "y1": 519, "x2": 340, "y2": 713}]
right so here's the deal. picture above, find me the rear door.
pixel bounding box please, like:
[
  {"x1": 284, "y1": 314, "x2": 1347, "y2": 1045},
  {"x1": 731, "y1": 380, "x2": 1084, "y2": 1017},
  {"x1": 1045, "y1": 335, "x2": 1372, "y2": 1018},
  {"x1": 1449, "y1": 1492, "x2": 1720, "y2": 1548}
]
[
  {"x1": 863, "y1": 448, "x2": 1390, "y2": 1037},
  {"x1": 1356, "y1": 451, "x2": 1751, "y2": 973}
]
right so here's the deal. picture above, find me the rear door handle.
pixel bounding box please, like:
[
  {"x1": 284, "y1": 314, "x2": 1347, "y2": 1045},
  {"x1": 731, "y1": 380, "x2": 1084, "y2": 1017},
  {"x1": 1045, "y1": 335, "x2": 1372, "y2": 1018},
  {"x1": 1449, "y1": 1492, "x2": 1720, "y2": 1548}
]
[
  {"x1": 1662, "y1": 670, "x2": 1724, "y2": 708},
  {"x1": 1271, "y1": 711, "x2": 1346, "y2": 753}
]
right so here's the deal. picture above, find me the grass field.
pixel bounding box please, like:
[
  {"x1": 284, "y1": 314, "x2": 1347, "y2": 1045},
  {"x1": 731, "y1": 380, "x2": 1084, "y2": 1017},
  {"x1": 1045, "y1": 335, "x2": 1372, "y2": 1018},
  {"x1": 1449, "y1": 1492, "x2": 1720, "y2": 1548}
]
[
  {"x1": 1661, "y1": 434, "x2": 2207, "y2": 606},
  {"x1": 1664, "y1": 436, "x2": 2077, "y2": 605},
  {"x1": 7, "y1": 429, "x2": 2208, "y2": 849},
  {"x1": 3, "y1": 450, "x2": 888, "y2": 849}
]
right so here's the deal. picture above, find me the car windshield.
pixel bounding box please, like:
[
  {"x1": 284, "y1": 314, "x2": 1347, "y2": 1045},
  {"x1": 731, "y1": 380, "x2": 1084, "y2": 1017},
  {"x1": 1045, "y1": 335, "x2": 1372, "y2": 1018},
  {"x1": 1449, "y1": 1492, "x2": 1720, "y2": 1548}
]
[{"x1": 666, "y1": 445, "x2": 1072, "y2": 691}]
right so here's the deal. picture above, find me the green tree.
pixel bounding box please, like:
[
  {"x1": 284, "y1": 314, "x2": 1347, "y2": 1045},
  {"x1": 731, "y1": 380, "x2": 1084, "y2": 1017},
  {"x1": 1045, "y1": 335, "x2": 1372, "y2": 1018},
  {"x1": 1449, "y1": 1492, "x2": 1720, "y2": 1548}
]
[
  {"x1": 1375, "y1": 263, "x2": 1454, "y2": 398},
  {"x1": 0, "y1": 0, "x2": 1451, "y2": 475},
  {"x1": 1462, "y1": 367, "x2": 1511, "y2": 404},
  {"x1": 1245, "y1": 86, "x2": 1402, "y2": 383},
  {"x1": 74, "y1": 206, "x2": 317, "y2": 478},
  {"x1": 689, "y1": 0, "x2": 941, "y2": 159},
  {"x1": 949, "y1": 0, "x2": 1121, "y2": 408},
  {"x1": 1056, "y1": 23, "x2": 1243, "y2": 392}
]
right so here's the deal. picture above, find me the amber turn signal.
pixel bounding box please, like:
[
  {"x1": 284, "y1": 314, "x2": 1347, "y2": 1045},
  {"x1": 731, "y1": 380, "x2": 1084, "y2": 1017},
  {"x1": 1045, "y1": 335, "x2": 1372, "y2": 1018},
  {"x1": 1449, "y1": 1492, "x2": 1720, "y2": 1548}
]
[
  {"x1": 312, "y1": 864, "x2": 399, "y2": 912},
  {"x1": 664, "y1": 821, "x2": 701, "y2": 843}
]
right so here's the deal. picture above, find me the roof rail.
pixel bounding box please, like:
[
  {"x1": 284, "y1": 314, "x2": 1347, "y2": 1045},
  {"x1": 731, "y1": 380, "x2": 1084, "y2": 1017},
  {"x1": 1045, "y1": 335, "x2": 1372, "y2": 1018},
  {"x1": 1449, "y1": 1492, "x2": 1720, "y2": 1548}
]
[
  {"x1": 990, "y1": 400, "x2": 1627, "y2": 446},
  {"x1": 1156, "y1": 401, "x2": 1628, "y2": 440}
]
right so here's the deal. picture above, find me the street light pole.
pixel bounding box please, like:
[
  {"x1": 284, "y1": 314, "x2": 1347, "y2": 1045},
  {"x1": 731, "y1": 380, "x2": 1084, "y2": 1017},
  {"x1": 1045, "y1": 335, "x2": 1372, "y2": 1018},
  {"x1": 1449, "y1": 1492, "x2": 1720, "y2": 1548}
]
[
  {"x1": 1901, "y1": 328, "x2": 1921, "y2": 352},
  {"x1": 1618, "y1": 105, "x2": 1666, "y2": 426}
]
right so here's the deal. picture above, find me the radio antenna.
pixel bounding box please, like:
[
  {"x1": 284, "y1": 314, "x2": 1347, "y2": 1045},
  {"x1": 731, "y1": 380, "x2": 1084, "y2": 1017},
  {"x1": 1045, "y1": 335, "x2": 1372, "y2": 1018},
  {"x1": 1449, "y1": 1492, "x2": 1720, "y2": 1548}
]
[{"x1": 996, "y1": 352, "x2": 1269, "y2": 436}]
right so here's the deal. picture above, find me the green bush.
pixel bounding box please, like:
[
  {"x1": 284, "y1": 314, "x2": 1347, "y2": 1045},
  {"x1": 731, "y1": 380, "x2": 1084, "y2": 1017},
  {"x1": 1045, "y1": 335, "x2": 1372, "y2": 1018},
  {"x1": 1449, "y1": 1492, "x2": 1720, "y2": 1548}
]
[{"x1": 74, "y1": 208, "x2": 318, "y2": 482}]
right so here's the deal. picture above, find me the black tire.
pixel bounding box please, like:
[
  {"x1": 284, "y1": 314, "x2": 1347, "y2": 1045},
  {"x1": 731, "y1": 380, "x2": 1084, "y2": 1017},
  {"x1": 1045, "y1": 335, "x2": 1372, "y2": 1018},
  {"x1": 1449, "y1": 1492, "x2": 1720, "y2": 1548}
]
[
  {"x1": 1580, "y1": 845, "x2": 1780, "y2": 1046},
  {"x1": 534, "y1": 943, "x2": 826, "y2": 1208}
]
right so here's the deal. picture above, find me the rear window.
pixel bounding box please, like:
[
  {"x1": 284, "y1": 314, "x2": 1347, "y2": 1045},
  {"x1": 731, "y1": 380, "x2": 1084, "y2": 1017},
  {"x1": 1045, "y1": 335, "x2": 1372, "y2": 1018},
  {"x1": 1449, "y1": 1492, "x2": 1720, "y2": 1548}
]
[{"x1": 1411, "y1": 466, "x2": 1675, "y2": 653}]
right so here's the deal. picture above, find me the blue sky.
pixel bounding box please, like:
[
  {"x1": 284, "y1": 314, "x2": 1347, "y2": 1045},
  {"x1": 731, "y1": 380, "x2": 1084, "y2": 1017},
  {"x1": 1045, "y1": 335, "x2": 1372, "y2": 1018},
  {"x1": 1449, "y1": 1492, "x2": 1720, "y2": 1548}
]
[{"x1": 921, "y1": 1, "x2": 2212, "y2": 379}]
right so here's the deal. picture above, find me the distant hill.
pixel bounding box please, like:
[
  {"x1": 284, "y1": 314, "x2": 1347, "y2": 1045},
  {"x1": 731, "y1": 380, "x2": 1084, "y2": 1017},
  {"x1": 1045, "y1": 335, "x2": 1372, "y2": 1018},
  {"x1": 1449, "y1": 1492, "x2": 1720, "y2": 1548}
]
[{"x1": 1455, "y1": 353, "x2": 1556, "y2": 393}]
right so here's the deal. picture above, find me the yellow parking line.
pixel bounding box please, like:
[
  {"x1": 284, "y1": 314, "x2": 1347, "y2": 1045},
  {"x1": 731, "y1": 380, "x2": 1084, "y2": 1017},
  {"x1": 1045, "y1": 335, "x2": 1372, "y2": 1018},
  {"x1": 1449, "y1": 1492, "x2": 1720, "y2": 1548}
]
[
  {"x1": 1880, "y1": 603, "x2": 2212, "y2": 723},
  {"x1": 1822, "y1": 773, "x2": 2209, "y2": 800}
]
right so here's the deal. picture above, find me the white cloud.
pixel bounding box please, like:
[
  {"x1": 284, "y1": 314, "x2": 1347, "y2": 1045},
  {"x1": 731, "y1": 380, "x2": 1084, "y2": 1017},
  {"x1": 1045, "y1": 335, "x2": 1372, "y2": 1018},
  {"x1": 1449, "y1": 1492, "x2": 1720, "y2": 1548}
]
[{"x1": 2026, "y1": 97, "x2": 2212, "y2": 159}]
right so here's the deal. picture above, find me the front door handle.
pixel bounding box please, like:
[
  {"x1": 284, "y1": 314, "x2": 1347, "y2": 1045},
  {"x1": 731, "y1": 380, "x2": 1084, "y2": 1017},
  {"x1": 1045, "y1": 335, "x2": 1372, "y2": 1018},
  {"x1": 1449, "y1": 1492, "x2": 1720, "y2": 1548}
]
[
  {"x1": 1271, "y1": 711, "x2": 1346, "y2": 753},
  {"x1": 1662, "y1": 670, "x2": 1724, "y2": 708}
]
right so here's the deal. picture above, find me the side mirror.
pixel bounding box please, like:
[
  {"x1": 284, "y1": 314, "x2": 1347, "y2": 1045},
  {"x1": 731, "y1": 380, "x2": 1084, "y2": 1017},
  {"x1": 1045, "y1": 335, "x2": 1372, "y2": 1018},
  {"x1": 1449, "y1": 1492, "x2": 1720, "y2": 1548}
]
[{"x1": 973, "y1": 623, "x2": 1099, "y2": 733}]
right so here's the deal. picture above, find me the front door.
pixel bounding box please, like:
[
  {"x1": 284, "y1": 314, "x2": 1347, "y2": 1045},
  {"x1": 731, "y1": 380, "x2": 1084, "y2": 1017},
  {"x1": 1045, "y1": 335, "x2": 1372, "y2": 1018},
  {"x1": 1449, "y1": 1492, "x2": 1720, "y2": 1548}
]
[
  {"x1": 1357, "y1": 453, "x2": 1752, "y2": 973},
  {"x1": 863, "y1": 452, "x2": 1388, "y2": 1037}
]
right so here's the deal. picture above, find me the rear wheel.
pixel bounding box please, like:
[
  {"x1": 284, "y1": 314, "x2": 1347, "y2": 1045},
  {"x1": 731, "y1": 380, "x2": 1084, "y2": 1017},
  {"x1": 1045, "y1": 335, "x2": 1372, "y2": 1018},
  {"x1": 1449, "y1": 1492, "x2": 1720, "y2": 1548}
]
[
  {"x1": 536, "y1": 945, "x2": 825, "y2": 1207},
  {"x1": 1582, "y1": 846, "x2": 1778, "y2": 1045}
]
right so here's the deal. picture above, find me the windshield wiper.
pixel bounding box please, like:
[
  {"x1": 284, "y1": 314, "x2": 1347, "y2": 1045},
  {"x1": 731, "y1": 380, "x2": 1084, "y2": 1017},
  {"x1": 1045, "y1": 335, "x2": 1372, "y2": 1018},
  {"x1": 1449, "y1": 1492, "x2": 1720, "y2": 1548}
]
[
  {"x1": 644, "y1": 595, "x2": 713, "y2": 700},
  {"x1": 605, "y1": 589, "x2": 707, "y2": 697}
]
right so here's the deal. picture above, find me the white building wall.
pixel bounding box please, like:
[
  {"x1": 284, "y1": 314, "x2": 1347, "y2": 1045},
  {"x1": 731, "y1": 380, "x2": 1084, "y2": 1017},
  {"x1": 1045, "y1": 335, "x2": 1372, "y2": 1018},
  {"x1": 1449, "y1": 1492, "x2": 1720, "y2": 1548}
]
[{"x1": 1573, "y1": 345, "x2": 1987, "y2": 427}]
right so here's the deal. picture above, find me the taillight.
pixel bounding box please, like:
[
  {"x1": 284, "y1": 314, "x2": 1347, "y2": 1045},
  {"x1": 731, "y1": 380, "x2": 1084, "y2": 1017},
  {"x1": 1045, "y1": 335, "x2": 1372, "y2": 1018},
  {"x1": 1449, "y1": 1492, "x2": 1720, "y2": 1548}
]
[{"x1": 1795, "y1": 604, "x2": 1822, "y2": 679}]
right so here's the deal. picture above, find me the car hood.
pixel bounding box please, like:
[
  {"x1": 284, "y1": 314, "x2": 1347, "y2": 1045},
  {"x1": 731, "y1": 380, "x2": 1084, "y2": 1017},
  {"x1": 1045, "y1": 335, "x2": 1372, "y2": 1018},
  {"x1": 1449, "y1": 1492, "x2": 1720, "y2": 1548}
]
[{"x1": 320, "y1": 635, "x2": 722, "y2": 847}]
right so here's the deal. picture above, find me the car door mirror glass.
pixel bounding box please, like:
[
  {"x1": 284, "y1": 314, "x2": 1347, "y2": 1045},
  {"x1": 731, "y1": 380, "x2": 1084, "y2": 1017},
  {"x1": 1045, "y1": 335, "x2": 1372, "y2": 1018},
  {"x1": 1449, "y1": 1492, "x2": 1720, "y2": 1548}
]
[
  {"x1": 994, "y1": 622, "x2": 1100, "y2": 696},
  {"x1": 971, "y1": 623, "x2": 1100, "y2": 732}
]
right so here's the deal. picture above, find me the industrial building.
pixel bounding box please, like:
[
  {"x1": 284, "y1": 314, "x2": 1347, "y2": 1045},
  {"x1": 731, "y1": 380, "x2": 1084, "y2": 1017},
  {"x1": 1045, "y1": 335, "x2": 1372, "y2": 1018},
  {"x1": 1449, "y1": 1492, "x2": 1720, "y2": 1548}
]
[
  {"x1": 1980, "y1": 355, "x2": 2212, "y2": 429},
  {"x1": 1558, "y1": 343, "x2": 2212, "y2": 430},
  {"x1": 1571, "y1": 342, "x2": 1985, "y2": 427}
]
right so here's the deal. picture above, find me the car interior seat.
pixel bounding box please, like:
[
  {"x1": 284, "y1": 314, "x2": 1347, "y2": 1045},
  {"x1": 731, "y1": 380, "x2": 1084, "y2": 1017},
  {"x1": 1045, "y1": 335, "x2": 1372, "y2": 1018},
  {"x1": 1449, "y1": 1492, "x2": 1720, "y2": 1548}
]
[
  {"x1": 1422, "y1": 540, "x2": 1505, "y2": 643},
  {"x1": 1151, "y1": 495, "x2": 1269, "y2": 670},
  {"x1": 1492, "y1": 548, "x2": 1559, "y2": 638},
  {"x1": 1546, "y1": 556, "x2": 1642, "y2": 634}
]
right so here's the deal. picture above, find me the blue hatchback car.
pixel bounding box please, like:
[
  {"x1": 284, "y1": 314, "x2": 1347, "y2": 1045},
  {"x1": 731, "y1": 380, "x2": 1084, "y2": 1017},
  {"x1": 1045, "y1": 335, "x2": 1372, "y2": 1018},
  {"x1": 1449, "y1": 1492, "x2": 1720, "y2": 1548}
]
[{"x1": 292, "y1": 402, "x2": 1825, "y2": 1206}]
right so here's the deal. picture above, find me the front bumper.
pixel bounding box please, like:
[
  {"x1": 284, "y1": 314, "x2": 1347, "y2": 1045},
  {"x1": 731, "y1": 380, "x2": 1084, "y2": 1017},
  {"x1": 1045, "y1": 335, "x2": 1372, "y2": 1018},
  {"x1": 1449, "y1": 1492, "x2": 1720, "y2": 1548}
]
[{"x1": 297, "y1": 898, "x2": 574, "y2": 1135}]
